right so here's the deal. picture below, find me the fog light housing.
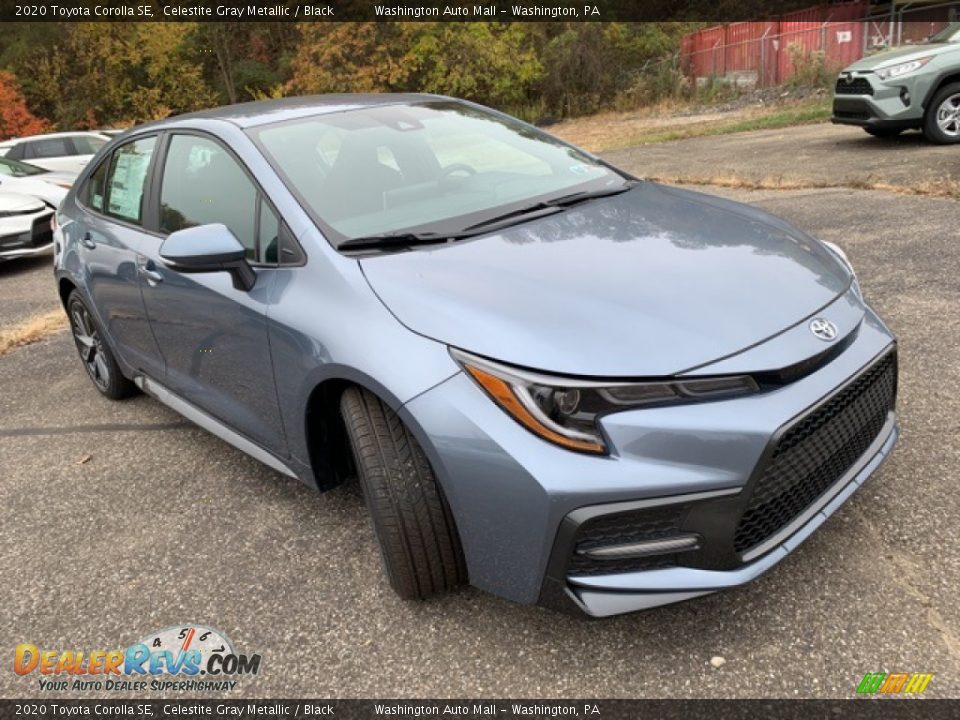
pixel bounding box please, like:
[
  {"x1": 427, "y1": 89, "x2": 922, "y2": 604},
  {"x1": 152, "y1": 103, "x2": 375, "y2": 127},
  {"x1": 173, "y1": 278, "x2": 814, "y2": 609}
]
[
  {"x1": 576, "y1": 533, "x2": 702, "y2": 560},
  {"x1": 900, "y1": 87, "x2": 911, "y2": 106}
]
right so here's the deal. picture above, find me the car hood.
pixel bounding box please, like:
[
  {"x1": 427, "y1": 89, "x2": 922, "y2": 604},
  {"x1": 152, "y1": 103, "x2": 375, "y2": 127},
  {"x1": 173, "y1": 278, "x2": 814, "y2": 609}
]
[
  {"x1": 0, "y1": 191, "x2": 45, "y2": 214},
  {"x1": 0, "y1": 177, "x2": 67, "y2": 207},
  {"x1": 845, "y1": 43, "x2": 955, "y2": 71},
  {"x1": 360, "y1": 183, "x2": 852, "y2": 377}
]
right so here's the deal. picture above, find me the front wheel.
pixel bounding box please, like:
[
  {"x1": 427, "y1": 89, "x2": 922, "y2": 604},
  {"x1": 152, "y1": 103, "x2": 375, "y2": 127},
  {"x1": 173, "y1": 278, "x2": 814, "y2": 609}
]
[
  {"x1": 67, "y1": 290, "x2": 137, "y2": 400},
  {"x1": 340, "y1": 386, "x2": 466, "y2": 600},
  {"x1": 923, "y1": 82, "x2": 960, "y2": 144}
]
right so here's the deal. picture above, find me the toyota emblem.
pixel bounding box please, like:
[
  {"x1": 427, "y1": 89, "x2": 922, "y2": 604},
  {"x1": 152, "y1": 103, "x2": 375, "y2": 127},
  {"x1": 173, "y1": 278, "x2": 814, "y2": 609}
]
[{"x1": 810, "y1": 318, "x2": 839, "y2": 341}]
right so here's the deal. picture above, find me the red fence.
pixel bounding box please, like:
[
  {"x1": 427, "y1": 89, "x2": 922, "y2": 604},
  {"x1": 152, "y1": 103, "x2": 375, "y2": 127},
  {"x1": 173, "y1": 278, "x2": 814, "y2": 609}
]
[{"x1": 679, "y1": 1, "x2": 957, "y2": 87}]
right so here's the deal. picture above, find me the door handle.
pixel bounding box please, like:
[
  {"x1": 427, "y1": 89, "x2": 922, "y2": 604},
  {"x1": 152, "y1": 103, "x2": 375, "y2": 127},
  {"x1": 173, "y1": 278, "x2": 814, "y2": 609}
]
[
  {"x1": 138, "y1": 265, "x2": 164, "y2": 285},
  {"x1": 79, "y1": 233, "x2": 96, "y2": 250}
]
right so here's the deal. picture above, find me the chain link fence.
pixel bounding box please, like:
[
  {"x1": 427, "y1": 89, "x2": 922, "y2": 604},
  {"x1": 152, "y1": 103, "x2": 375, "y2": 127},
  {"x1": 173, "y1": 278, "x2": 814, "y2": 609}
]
[{"x1": 675, "y1": 2, "x2": 959, "y2": 91}]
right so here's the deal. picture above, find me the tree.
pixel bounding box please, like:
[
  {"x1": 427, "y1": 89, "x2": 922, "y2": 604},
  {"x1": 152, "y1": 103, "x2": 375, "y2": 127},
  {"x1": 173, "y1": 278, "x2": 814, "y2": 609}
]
[
  {"x1": 408, "y1": 24, "x2": 542, "y2": 110},
  {"x1": 27, "y1": 23, "x2": 215, "y2": 129},
  {"x1": 287, "y1": 23, "x2": 542, "y2": 113},
  {"x1": 287, "y1": 23, "x2": 419, "y2": 96},
  {"x1": 0, "y1": 71, "x2": 50, "y2": 140}
]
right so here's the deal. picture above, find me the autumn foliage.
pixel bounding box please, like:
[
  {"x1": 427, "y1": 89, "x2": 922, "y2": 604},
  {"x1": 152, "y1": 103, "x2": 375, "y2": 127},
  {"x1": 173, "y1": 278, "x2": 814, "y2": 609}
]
[
  {"x1": 0, "y1": 22, "x2": 698, "y2": 132},
  {"x1": 0, "y1": 71, "x2": 49, "y2": 141}
]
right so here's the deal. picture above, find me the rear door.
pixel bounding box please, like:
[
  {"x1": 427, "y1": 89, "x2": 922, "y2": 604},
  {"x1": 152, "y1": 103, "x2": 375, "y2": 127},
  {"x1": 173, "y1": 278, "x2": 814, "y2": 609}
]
[
  {"x1": 136, "y1": 131, "x2": 288, "y2": 456},
  {"x1": 69, "y1": 134, "x2": 164, "y2": 378}
]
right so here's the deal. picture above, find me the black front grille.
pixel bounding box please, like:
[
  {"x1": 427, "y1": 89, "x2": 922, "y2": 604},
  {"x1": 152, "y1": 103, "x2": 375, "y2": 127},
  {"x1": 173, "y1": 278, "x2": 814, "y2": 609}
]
[
  {"x1": 31, "y1": 214, "x2": 53, "y2": 247},
  {"x1": 569, "y1": 505, "x2": 687, "y2": 575},
  {"x1": 835, "y1": 77, "x2": 874, "y2": 95},
  {"x1": 834, "y1": 109, "x2": 872, "y2": 121},
  {"x1": 734, "y1": 352, "x2": 897, "y2": 554}
]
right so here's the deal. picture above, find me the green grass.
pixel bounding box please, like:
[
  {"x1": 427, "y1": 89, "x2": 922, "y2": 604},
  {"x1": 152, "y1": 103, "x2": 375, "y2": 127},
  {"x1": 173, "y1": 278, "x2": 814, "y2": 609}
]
[{"x1": 604, "y1": 100, "x2": 832, "y2": 150}]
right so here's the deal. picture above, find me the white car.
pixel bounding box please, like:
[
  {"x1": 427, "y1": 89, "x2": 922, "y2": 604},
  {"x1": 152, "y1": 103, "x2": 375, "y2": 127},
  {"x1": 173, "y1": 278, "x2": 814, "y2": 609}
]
[
  {"x1": 0, "y1": 191, "x2": 55, "y2": 262},
  {"x1": 0, "y1": 156, "x2": 72, "y2": 207},
  {"x1": 0, "y1": 131, "x2": 109, "y2": 174}
]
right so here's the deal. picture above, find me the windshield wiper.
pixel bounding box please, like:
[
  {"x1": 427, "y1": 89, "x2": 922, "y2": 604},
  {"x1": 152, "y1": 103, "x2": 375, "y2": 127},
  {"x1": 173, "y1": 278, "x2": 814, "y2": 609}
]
[
  {"x1": 338, "y1": 232, "x2": 450, "y2": 251},
  {"x1": 546, "y1": 184, "x2": 636, "y2": 207},
  {"x1": 461, "y1": 182, "x2": 636, "y2": 233},
  {"x1": 339, "y1": 183, "x2": 638, "y2": 251}
]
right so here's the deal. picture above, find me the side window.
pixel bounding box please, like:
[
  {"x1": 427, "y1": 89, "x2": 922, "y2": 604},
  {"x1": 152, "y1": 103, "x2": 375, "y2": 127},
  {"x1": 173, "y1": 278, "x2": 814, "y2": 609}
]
[
  {"x1": 4, "y1": 143, "x2": 23, "y2": 160},
  {"x1": 81, "y1": 159, "x2": 110, "y2": 212},
  {"x1": 160, "y1": 135, "x2": 257, "y2": 261},
  {"x1": 28, "y1": 137, "x2": 72, "y2": 159},
  {"x1": 104, "y1": 136, "x2": 156, "y2": 224},
  {"x1": 72, "y1": 135, "x2": 107, "y2": 155}
]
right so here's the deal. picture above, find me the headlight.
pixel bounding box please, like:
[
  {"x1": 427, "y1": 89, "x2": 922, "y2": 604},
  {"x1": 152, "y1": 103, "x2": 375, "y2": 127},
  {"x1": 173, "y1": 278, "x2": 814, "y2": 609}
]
[
  {"x1": 874, "y1": 57, "x2": 932, "y2": 81},
  {"x1": 452, "y1": 349, "x2": 758, "y2": 455},
  {"x1": 822, "y1": 240, "x2": 861, "y2": 297}
]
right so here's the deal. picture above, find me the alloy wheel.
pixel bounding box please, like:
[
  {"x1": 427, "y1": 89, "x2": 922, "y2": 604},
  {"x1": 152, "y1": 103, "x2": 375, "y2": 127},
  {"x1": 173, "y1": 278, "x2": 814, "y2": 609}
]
[
  {"x1": 936, "y1": 93, "x2": 960, "y2": 137},
  {"x1": 70, "y1": 303, "x2": 110, "y2": 391}
]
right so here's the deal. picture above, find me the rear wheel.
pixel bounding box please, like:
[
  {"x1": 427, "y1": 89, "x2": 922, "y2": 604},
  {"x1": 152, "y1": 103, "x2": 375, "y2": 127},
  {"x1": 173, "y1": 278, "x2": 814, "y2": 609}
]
[
  {"x1": 67, "y1": 290, "x2": 137, "y2": 400},
  {"x1": 863, "y1": 127, "x2": 902, "y2": 139},
  {"x1": 923, "y1": 82, "x2": 960, "y2": 144},
  {"x1": 340, "y1": 386, "x2": 466, "y2": 600}
]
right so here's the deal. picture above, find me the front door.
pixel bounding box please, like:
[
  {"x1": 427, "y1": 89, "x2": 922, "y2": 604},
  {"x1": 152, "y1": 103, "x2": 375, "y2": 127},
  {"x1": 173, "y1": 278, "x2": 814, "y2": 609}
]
[{"x1": 137, "y1": 132, "x2": 287, "y2": 457}]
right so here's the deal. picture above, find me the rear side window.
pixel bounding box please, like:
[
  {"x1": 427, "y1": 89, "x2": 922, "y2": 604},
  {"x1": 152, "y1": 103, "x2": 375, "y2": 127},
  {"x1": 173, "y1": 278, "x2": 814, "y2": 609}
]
[
  {"x1": 104, "y1": 136, "x2": 156, "y2": 224},
  {"x1": 81, "y1": 160, "x2": 110, "y2": 212},
  {"x1": 26, "y1": 137, "x2": 72, "y2": 159},
  {"x1": 159, "y1": 135, "x2": 258, "y2": 261},
  {"x1": 72, "y1": 135, "x2": 107, "y2": 155}
]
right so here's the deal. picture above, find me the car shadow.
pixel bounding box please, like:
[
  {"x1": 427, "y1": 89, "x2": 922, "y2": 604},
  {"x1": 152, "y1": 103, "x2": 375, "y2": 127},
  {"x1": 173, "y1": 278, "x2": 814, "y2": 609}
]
[
  {"x1": 845, "y1": 129, "x2": 931, "y2": 148},
  {"x1": 0, "y1": 255, "x2": 50, "y2": 277}
]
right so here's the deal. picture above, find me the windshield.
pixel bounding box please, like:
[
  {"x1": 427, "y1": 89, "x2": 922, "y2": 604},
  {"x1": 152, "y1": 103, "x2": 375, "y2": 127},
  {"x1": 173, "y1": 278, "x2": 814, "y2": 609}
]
[
  {"x1": 0, "y1": 156, "x2": 48, "y2": 177},
  {"x1": 250, "y1": 101, "x2": 628, "y2": 245},
  {"x1": 928, "y1": 22, "x2": 960, "y2": 43}
]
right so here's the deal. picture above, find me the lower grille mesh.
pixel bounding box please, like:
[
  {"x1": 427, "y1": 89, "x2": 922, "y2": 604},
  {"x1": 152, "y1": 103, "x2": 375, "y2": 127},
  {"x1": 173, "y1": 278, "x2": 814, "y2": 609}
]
[
  {"x1": 569, "y1": 505, "x2": 687, "y2": 575},
  {"x1": 734, "y1": 352, "x2": 897, "y2": 554}
]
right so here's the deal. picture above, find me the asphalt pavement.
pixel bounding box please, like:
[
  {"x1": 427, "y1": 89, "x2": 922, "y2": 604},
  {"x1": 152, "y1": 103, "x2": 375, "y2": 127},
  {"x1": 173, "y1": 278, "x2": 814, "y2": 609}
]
[{"x1": 1, "y1": 126, "x2": 958, "y2": 699}]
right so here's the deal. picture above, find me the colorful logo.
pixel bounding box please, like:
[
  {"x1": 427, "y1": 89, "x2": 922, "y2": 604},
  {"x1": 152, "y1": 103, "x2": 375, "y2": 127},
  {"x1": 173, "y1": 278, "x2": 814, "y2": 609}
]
[
  {"x1": 14, "y1": 624, "x2": 261, "y2": 693},
  {"x1": 856, "y1": 672, "x2": 933, "y2": 695}
]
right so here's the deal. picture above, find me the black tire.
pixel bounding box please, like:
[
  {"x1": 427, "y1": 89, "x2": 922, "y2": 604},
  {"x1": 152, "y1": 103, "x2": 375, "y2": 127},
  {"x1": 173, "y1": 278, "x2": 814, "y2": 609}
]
[
  {"x1": 923, "y1": 82, "x2": 960, "y2": 144},
  {"x1": 67, "y1": 290, "x2": 137, "y2": 400},
  {"x1": 863, "y1": 127, "x2": 902, "y2": 139},
  {"x1": 340, "y1": 386, "x2": 466, "y2": 600}
]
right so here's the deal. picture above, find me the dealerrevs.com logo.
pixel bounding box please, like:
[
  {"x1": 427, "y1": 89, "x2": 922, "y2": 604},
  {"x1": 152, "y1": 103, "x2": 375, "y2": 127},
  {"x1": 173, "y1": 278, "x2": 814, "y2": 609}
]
[
  {"x1": 856, "y1": 672, "x2": 934, "y2": 695},
  {"x1": 14, "y1": 624, "x2": 261, "y2": 693}
]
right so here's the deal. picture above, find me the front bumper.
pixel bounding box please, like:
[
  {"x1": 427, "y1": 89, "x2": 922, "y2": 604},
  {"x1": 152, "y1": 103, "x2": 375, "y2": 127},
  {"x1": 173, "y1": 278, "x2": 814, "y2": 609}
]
[
  {"x1": 0, "y1": 208, "x2": 54, "y2": 261},
  {"x1": 401, "y1": 296, "x2": 898, "y2": 615},
  {"x1": 831, "y1": 71, "x2": 924, "y2": 129},
  {"x1": 555, "y1": 413, "x2": 897, "y2": 617}
]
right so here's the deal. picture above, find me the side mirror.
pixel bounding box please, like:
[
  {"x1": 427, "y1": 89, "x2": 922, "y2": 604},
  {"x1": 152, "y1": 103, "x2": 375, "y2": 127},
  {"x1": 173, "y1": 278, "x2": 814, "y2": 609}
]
[{"x1": 160, "y1": 224, "x2": 256, "y2": 291}]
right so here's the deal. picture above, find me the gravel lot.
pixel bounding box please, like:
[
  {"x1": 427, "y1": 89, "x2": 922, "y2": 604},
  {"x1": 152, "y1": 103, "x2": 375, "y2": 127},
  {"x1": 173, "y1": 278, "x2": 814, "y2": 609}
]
[
  {"x1": 1, "y1": 126, "x2": 958, "y2": 699},
  {"x1": 605, "y1": 122, "x2": 959, "y2": 187}
]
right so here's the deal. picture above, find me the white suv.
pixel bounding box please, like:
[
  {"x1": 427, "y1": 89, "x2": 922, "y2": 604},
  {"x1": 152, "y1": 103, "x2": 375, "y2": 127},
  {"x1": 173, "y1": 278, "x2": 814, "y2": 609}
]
[{"x1": 0, "y1": 132, "x2": 110, "y2": 174}]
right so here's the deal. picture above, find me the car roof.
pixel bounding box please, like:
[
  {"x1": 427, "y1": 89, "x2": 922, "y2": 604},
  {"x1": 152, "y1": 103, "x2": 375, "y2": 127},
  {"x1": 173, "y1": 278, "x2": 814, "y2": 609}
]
[
  {"x1": 1, "y1": 131, "x2": 109, "y2": 143},
  {"x1": 137, "y1": 93, "x2": 454, "y2": 131}
]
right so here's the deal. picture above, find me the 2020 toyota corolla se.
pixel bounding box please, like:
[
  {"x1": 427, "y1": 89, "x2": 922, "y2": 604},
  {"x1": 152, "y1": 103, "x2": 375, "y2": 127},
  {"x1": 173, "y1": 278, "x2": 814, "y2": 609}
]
[{"x1": 53, "y1": 95, "x2": 898, "y2": 617}]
